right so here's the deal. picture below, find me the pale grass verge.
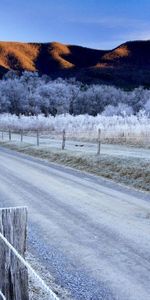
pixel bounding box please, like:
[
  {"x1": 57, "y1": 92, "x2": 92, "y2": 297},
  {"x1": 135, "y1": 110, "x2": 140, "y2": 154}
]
[{"x1": 0, "y1": 141, "x2": 149, "y2": 192}]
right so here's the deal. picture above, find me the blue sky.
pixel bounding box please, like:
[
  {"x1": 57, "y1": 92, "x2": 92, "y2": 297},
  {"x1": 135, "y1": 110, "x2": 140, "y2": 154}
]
[{"x1": 0, "y1": 0, "x2": 149, "y2": 49}]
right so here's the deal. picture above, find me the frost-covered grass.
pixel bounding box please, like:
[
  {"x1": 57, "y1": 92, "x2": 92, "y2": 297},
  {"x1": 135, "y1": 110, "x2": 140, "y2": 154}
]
[
  {"x1": 0, "y1": 113, "x2": 150, "y2": 146},
  {"x1": 0, "y1": 141, "x2": 149, "y2": 191}
]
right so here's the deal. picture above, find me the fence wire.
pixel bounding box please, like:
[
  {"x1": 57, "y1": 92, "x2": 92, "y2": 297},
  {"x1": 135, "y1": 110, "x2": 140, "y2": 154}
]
[
  {"x1": 0, "y1": 290, "x2": 6, "y2": 300},
  {"x1": 0, "y1": 232, "x2": 59, "y2": 300}
]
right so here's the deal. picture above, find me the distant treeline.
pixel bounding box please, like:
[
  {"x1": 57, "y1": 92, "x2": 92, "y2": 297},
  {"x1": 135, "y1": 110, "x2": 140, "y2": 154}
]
[{"x1": 0, "y1": 71, "x2": 149, "y2": 117}]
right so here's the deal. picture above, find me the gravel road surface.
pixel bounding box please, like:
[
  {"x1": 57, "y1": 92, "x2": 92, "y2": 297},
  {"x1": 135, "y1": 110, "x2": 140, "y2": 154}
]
[{"x1": 0, "y1": 147, "x2": 150, "y2": 300}]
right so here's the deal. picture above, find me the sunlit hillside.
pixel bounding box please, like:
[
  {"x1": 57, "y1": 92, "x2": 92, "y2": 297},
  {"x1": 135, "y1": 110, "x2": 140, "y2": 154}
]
[{"x1": 0, "y1": 40, "x2": 150, "y2": 87}]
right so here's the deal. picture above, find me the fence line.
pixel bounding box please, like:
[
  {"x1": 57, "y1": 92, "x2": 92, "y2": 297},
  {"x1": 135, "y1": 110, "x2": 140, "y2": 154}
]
[
  {"x1": 0, "y1": 129, "x2": 150, "y2": 137},
  {"x1": 0, "y1": 232, "x2": 59, "y2": 300},
  {"x1": 0, "y1": 129, "x2": 149, "y2": 152},
  {"x1": 0, "y1": 290, "x2": 6, "y2": 300}
]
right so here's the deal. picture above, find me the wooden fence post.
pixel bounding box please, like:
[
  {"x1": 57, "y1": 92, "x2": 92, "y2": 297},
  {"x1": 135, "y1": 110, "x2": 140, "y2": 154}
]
[
  {"x1": 21, "y1": 130, "x2": 23, "y2": 142},
  {"x1": 0, "y1": 207, "x2": 29, "y2": 300},
  {"x1": 62, "y1": 129, "x2": 66, "y2": 150},
  {"x1": 1, "y1": 131, "x2": 3, "y2": 140},
  {"x1": 9, "y1": 130, "x2": 11, "y2": 141},
  {"x1": 97, "y1": 128, "x2": 101, "y2": 155},
  {"x1": 37, "y1": 130, "x2": 39, "y2": 146}
]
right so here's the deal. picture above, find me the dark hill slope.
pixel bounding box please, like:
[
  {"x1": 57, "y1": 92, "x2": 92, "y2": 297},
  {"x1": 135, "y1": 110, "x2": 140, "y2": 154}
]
[{"x1": 0, "y1": 40, "x2": 150, "y2": 87}]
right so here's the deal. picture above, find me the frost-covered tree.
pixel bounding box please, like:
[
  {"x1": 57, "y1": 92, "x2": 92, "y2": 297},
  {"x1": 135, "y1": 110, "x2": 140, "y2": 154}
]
[
  {"x1": 0, "y1": 71, "x2": 150, "y2": 116},
  {"x1": 102, "y1": 103, "x2": 133, "y2": 116},
  {"x1": 144, "y1": 99, "x2": 150, "y2": 116}
]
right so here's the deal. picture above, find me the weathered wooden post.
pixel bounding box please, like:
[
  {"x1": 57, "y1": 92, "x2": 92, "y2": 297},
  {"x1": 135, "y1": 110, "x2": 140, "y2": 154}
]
[
  {"x1": 9, "y1": 130, "x2": 11, "y2": 141},
  {"x1": 0, "y1": 207, "x2": 29, "y2": 300},
  {"x1": 97, "y1": 128, "x2": 101, "y2": 155},
  {"x1": 37, "y1": 130, "x2": 39, "y2": 146},
  {"x1": 1, "y1": 131, "x2": 4, "y2": 140},
  {"x1": 21, "y1": 130, "x2": 23, "y2": 142},
  {"x1": 62, "y1": 129, "x2": 66, "y2": 150}
]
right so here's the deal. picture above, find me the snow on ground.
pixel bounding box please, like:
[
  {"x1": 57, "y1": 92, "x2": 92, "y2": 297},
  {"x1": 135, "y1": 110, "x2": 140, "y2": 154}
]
[
  {"x1": 0, "y1": 114, "x2": 149, "y2": 191},
  {"x1": 0, "y1": 113, "x2": 150, "y2": 145},
  {"x1": 0, "y1": 132, "x2": 150, "y2": 160}
]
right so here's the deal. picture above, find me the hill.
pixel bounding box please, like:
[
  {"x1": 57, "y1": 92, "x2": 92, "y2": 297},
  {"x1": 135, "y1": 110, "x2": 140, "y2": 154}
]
[{"x1": 0, "y1": 40, "x2": 150, "y2": 87}]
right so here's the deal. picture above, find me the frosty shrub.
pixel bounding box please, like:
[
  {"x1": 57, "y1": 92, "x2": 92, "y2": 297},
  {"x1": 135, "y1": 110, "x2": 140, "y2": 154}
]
[{"x1": 0, "y1": 113, "x2": 149, "y2": 145}]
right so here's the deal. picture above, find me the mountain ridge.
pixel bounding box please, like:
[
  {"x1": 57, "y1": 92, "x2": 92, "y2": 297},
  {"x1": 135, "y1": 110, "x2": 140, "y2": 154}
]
[{"x1": 0, "y1": 40, "x2": 150, "y2": 87}]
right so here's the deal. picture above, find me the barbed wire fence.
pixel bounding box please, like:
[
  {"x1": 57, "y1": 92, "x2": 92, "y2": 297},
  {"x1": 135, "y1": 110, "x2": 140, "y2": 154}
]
[
  {"x1": 0, "y1": 207, "x2": 59, "y2": 300},
  {"x1": 0, "y1": 290, "x2": 6, "y2": 300},
  {"x1": 0, "y1": 128, "x2": 149, "y2": 151}
]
